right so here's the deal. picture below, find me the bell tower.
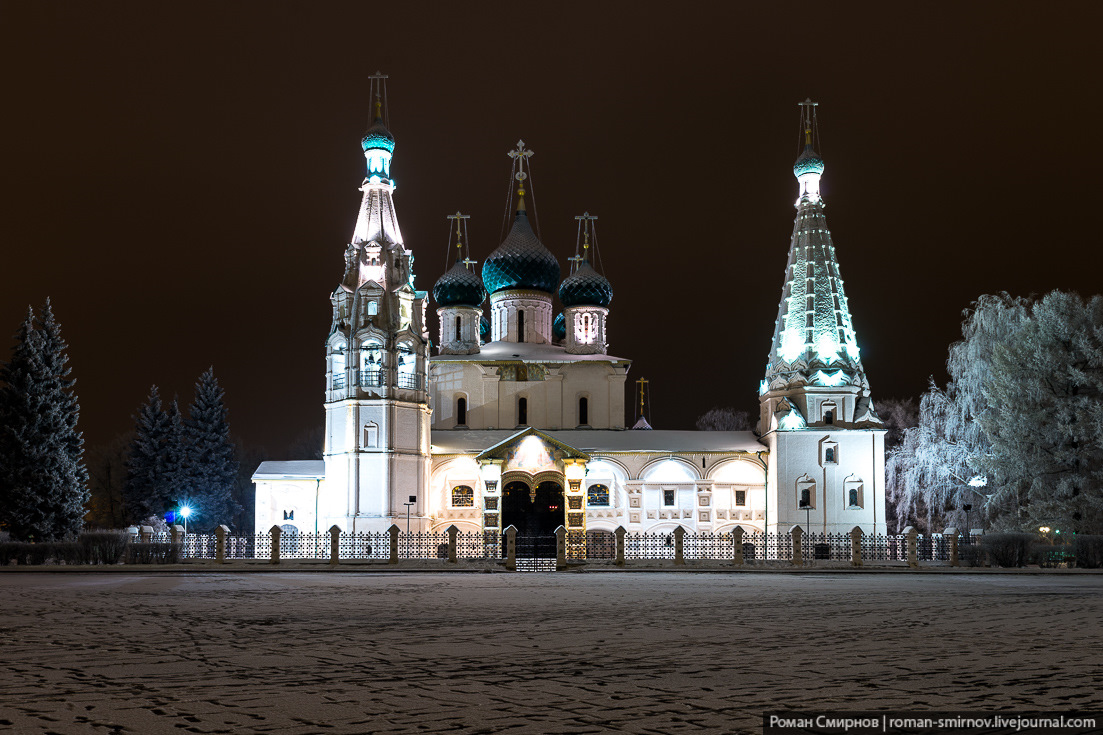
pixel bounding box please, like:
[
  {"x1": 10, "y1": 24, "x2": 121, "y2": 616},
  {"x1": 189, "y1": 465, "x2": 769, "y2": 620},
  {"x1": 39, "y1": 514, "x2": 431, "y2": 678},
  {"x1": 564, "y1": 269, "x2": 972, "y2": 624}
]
[
  {"x1": 323, "y1": 73, "x2": 431, "y2": 533},
  {"x1": 759, "y1": 99, "x2": 885, "y2": 535}
]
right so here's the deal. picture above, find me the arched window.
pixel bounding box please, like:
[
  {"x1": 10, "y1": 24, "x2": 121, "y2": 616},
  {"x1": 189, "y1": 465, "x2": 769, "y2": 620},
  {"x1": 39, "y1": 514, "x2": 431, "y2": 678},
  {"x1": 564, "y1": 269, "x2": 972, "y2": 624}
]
[
  {"x1": 451, "y1": 485, "x2": 474, "y2": 507},
  {"x1": 454, "y1": 316, "x2": 462, "y2": 343},
  {"x1": 331, "y1": 344, "x2": 346, "y2": 389},
  {"x1": 518, "y1": 397, "x2": 528, "y2": 426},
  {"x1": 799, "y1": 487, "x2": 811, "y2": 508},
  {"x1": 360, "y1": 340, "x2": 383, "y2": 386},
  {"x1": 396, "y1": 342, "x2": 417, "y2": 388},
  {"x1": 587, "y1": 484, "x2": 609, "y2": 506},
  {"x1": 517, "y1": 309, "x2": 525, "y2": 342},
  {"x1": 849, "y1": 487, "x2": 859, "y2": 507},
  {"x1": 824, "y1": 409, "x2": 834, "y2": 424},
  {"x1": 457, "y1": 397, "x2": 467, "y2": 426},
  {"x1": 825, "y1": 447, "x2": 835, "y2": 463},
  {"x1": 578, "y1": 396, "x2": 589, "y2": 426}
]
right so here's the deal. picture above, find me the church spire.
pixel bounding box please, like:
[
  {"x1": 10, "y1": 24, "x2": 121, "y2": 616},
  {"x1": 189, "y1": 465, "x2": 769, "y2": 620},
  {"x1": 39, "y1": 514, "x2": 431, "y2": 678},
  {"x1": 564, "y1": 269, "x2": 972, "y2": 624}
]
[{"x1": 761, "y1": 100, "x2": 879, "y2": 431}]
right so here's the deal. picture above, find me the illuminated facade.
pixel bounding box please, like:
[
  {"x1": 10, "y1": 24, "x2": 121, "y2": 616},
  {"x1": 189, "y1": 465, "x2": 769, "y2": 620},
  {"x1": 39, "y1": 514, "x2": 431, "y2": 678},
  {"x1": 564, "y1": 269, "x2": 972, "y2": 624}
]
[{"x1": 253, "y1": 95, "x2": 886, "y2": 540}]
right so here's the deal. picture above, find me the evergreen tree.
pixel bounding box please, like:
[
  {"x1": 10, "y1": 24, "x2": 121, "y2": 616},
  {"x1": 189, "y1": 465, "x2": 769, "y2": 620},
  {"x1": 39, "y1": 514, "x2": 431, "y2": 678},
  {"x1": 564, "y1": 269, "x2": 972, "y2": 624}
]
[
  {"x1": 977, "y1": 292, "x2": 1103, "y2": 533},
  {"x1": 0, "y1": 303, "x2": 89, "y2": 541},
  {"x1": 123, "y1": 386, "x2": 173, "y2": 524},
  {"x1": 695, "y1": 407, "x2": 752, "y2": 431},
  {"x1": 185, "y1": 368, "x2": 239, "y2": 526}
]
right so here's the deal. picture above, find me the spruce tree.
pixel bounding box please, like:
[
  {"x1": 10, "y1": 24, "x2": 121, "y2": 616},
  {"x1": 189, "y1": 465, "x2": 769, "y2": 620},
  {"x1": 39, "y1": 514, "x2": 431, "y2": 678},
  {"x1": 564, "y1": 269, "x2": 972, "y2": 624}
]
[
  {"x1": 186, "y1": 368, "x2": 239, "y2": 526},
  {"x1": 123, "y1": 386, "x2": 172, "y2": 524},
  {"x1": 0, "y1": 303, "x2": 89, "y2": 541}
]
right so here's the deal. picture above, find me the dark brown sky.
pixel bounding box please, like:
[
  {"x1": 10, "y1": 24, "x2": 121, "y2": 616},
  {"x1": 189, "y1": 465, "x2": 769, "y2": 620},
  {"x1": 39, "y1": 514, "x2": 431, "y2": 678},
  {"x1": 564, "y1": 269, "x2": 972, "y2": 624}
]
[{"x1": 4, "y1": 2, "x2": 1102, "y2": 457}]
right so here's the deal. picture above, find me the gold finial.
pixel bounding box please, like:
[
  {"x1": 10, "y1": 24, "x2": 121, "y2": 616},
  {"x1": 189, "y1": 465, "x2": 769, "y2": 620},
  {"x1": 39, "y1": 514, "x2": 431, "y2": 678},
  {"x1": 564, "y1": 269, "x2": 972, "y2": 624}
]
[
  {"x1": 508, "y1": 139, "x2": 533, "y2": 212},
  {"x1": 637, "y1": 377, "x2": 649, "y2": 418}
]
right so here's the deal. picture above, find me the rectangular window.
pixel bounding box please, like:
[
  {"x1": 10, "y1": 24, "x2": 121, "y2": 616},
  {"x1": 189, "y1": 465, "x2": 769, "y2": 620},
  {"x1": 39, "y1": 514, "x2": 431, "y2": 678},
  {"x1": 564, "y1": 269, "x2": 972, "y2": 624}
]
[
  {"x1": 735, "y1": 490, "x2": 746, "y2": 506},
  {"x1": 663, "y1": 489, "x2": 675, "y2": 506},
  {"x1": 587, "y1": 484, "x2": 610, "y2": 506}
]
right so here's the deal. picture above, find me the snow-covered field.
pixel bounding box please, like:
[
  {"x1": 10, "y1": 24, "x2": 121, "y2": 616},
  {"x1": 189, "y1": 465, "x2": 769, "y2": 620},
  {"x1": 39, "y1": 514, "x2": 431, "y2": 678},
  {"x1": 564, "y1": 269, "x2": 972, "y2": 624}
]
[{"x1": 1, "y1": 572, "x2": 1101, "y2": 734}]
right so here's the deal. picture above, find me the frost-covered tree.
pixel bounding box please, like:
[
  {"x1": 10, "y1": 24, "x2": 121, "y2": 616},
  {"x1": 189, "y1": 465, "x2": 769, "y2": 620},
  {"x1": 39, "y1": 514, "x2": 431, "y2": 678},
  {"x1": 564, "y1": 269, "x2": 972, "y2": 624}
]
[
  {"x1": 86, "y1": 433, "x2": 131, "y2": 528},
  {"x1": 185, "y1": 368, "x2": 239, "y2": 526},
  {"x1": 976, "y1": 292, "x2": 1103, "y2": 533},
  {"x1": 877, "y1": 397, "x2": 918, "y2": 532},
  {"x1": 888, "y1": 294, "x2": 1030, "y2": 532},
  {"x1": 124, "y1": 386, "x2": 173, "y2": 524},
  {"x1": 0, "y1": 302, "x2": 89, "y2": 540},
  {"x1": 695, "y1": 407, "x2": 751, "y2": 431}
]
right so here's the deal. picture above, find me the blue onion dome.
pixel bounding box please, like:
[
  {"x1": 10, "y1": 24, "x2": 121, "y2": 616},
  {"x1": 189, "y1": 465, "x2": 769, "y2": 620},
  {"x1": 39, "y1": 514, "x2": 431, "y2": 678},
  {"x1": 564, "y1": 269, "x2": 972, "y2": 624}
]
[
  {"x1": 793, "y1": 143, "x2": 824, "y2": 178},
  {"x1": 553, "y1": 312, "x2": 566, "y2": 341},
  {"x1": 433, "y1": 263, "x2": 486, "y2": 307},
  {"x1": 361, "y1": 117, "x2": 395, "y2": 153},
  {"x1": 558, "y1": 262, "x2": 613, "y2": 308},
  {"x1": 479, "y1": 315, "x2": 490, "y2": 340},
  {"x1": 481, "y1": 210, "x2": 561, "y2": 294}
]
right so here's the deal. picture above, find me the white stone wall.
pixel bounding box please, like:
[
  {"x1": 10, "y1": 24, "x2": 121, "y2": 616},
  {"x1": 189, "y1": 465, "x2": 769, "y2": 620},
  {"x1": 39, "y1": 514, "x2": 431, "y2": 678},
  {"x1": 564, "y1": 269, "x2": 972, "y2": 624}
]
[
  {"x1": 254, "y1": 480, "x2": 322, "y2": 537},
  {"x1": 489, "y1": 290, "x2": 552, "y2": 343},
  {"x1": 429, "y1": 360, "x2": 627, "y2": 430}
]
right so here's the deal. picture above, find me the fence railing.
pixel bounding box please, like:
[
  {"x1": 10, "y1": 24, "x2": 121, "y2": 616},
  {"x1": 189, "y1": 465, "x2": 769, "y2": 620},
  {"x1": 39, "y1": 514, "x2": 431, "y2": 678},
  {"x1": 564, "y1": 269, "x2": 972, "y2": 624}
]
[{"x1": 137, "y1": 524, "x2": 975, "y2": 568}]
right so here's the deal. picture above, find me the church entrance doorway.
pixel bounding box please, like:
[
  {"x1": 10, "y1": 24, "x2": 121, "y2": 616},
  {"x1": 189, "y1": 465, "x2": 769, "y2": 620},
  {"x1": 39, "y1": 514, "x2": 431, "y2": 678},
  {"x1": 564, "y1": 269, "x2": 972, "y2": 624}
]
[{"x1": 502, "y1": 479, "x2": 564, "y2": 570}]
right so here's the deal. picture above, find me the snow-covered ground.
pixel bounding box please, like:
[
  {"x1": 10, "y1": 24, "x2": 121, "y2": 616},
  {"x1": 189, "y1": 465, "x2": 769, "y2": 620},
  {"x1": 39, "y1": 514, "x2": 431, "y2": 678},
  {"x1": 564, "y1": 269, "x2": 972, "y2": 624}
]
[{"x1": 1, "y1": 572, "x2": 1101, "y2": 734}]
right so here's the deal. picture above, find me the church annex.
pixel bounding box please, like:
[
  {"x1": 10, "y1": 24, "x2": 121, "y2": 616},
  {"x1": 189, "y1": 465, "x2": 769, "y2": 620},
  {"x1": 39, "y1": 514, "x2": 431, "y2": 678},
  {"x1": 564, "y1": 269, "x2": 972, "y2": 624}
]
[{"x1": 253, "y1": 87, "x2": 886, "y2": 541}]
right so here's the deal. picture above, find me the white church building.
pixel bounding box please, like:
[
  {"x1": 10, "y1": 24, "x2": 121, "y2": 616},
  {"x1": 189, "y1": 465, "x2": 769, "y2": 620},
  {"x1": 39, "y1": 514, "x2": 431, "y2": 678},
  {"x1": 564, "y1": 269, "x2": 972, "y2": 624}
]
[{"x1": 253, "y1": 91, "x2": 886, "y2": 541}]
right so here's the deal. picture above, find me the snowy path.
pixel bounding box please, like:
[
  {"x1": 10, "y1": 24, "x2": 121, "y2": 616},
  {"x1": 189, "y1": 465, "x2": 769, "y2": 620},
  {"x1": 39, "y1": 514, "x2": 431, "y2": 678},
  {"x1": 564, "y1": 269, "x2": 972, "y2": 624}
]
[{"x1": 1, "y1": 572, "x2": 1100, "y2": 734}]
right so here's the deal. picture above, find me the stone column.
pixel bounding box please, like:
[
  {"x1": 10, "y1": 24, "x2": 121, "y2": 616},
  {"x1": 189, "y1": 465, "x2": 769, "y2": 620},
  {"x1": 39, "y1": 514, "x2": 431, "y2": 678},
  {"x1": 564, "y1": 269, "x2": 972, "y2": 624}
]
[
  {"x1": 504, "y1": 525, "x2": 517, "y2": 571},
  {"x1": 388, "y1": 524, "x2": 400, "y2": 564},
  {"x1": 903, "y1": 526, "x2": 918, "y2": 568},
  {"x1": 944, "y1": 527, "x2": 959, "y2": 567},
  {"x1": 555, "y1": 525, "x2": 566, "y2": 569},
  {"x1": 615, "y1": 526, "x2": 626, "y2": 567},
  {"x1": 673, "y1": 526, "x2": 685, "y2": 566},
  {"x1": 329, "y1": 525, "x2": 342, "y2": 566},
  {"x1": 850, "y1": 526, "x2": 863, "y2": 568},
  {"x1": 733, "y1": 527, "x2": 745, "y2": 567},
  {"x1": 215, "y1": 525, "x2": 229, "y2": 564},
  {"x1": 447, "y1": 525, "x2": 459, "y2": 563},
  {"x1": 139, "y1": 526, "x2": 153, "y2": 544},
  {"x1": 170, "y1": 525, "x2": 184, "y2": 546},
  {"x1": 791, "y1": 526, "x2": 803, "y2": 567},
  {"x1": 269, "y1": 525, "x2": 282, "y2": 565}
]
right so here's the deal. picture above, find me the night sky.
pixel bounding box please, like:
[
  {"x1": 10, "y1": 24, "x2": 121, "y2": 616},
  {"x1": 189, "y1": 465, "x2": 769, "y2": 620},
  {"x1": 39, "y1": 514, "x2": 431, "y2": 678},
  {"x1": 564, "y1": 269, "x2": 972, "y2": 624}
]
[{"x1": 4, "y1": 3, "x2": 1102, "y2": 459}]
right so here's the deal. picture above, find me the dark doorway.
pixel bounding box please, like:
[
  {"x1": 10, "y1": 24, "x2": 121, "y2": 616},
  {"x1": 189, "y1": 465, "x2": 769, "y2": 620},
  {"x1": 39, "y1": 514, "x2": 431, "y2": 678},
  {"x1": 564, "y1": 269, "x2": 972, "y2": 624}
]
[{"x1": 502, "y1": 480, "x2": 564, "y2": 536}]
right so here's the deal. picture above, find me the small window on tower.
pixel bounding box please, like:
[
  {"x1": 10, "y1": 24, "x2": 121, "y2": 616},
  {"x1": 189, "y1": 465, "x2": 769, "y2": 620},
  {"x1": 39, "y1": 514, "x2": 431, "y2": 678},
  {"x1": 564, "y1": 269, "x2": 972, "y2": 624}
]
[
  {"x1": 824, "y1": 410, "x2": 834, "y2": 425},
  {"x1": 825, "y1": 447, "x2": 836, "y2": 463},
  {"x1": 517, "y1": 309, "x2": 525, "y2": 343},
  {"x1": 455, "y1": 316, "x2": 462, "y2": 343}
]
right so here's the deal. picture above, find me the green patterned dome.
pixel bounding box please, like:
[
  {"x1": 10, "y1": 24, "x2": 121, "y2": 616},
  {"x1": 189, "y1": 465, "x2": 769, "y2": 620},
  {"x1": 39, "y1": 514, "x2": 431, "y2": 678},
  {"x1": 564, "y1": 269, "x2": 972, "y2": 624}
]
[
  {"x1": 482, "y1": 210, "x2": 560, "y2": 294},
  {"x1": 433, "y1": 263, "x2": 486, "y2": 307},
  {"x1": 361, "y1": 118, "x2": 395, "y2": 153},
  {"x1": 558, "y1": 262, "x2": 613, "y2": 307},
  {"x1": 553, "y1": 312, "x2": 566, "y2": 341},
  {"x1": 793, "y1": 144, "x2": 824, "y2": 177}
]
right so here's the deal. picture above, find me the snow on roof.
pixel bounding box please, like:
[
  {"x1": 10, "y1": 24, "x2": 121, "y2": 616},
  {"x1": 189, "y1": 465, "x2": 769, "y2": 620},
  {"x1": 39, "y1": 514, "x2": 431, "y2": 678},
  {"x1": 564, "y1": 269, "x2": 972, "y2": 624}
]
[
  {"x1": 431, "y1": 340, "x2": 630, "y2": 364},
  {"x1": 431, "y1": 430, "x2": 765, "y2": 455},
  {"x1": 252, "y1": 460, "x2": 325, "y2": 480}
]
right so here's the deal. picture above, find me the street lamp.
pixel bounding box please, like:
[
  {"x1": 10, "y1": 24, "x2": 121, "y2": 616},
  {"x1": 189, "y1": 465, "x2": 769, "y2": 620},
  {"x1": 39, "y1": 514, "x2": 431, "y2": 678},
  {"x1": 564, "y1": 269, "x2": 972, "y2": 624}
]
[
  {"x1": 179, "y1": 505, "x2": 193, "y2": 559},
  {"x1": 963, "y1": 504, "x2": 972, "y2": 540},
  {"x1": 404, "y1": 495, "x2": 416, "y2": 559}
]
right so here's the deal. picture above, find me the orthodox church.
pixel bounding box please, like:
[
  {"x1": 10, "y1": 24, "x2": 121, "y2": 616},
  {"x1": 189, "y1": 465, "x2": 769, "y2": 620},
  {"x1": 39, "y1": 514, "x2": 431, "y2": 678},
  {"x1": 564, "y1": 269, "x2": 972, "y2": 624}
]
[{"x1": 253, "y1": 89, "x2": 887, "y2": 541}]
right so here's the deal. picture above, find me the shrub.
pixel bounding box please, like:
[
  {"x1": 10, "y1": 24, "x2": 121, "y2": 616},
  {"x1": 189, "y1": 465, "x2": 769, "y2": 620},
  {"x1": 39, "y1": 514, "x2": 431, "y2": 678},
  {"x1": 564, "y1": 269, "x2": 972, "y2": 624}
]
[
  {"x1": 1073, "y1": 535, "x2": 1103, "y2": 568},
  {"x1": 79, "y1": 531, "x2": 129, "y2": 565},
  {"x1": 1031, "y1": 542, "x2": 1071, "y2": 568},
  {"x1": 979, "y1": 532, "x2": 1034, "y2": 567},
  {"x1": 126, "y1": 542, "x2": 181, "y2": 564},
  {"x1": 959, "y1": 541, "x2": 985, "y2": 567}
]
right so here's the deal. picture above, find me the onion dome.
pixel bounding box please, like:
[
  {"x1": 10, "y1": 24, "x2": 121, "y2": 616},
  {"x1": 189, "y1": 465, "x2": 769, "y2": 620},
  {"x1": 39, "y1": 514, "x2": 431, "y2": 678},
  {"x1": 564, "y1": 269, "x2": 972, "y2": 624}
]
[
  {"x1": 482, "y1": 209, "x2": 560, "y2": 294},
  {"x1": 479, "y1": 315, "x2": 490, "y2": 340},
  {"x1": 433, "y1": 263, "x2": 486, "y2": 307},
  {"x1": 553, "y1": 312, "x2": 566, "y2": 341},
  {"x1": 793, "y1": 143, "x2": 824, "y2": 178},
  {"x1": 361, "y1": 117, "x2": 395, "y2": 153},
  {"x1": 558, "y1": 262, "x2": 613, "y2": 308}
]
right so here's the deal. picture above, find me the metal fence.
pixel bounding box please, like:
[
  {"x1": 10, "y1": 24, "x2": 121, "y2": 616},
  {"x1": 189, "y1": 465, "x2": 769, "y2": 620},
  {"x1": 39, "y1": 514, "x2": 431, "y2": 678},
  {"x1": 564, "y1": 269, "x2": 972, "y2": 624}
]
[{"x1": 140, "y1": 528, "x2": 976, "y2": 565}]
